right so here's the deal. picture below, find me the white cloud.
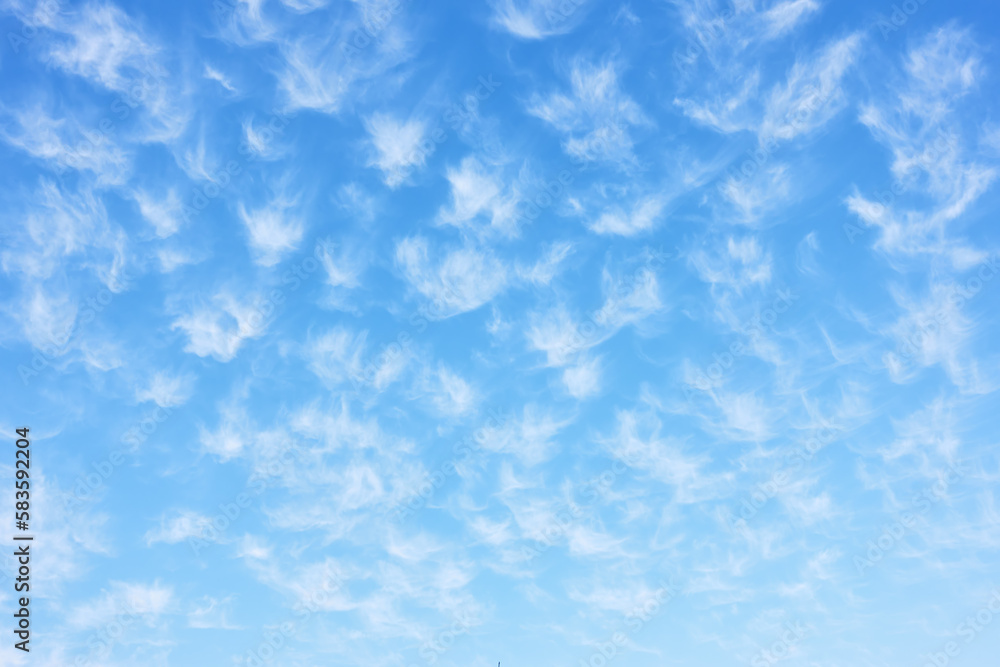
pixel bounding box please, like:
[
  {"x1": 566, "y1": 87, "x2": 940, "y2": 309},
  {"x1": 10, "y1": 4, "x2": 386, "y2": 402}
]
[
  {"x1": 289, "y1": 399, "x2": 387, "y2": 455},
  {"x1": 236, "y1": 534, "x2": 272, "y2": 561},
  {"x1": 673, "y1": 0, "x2": 819, "y2": 63},
  {"x1": 187, "y1": 596, "x2": 241, "y2": 630},
  {"x1": 274, "y1": 7, "x2": 414, "y2": 114},
  {"x1": 478, "y1": 404, "x2": 571, "y2": 466},
  {"x1": 848, "y1": 26, "x2": 994, "y2": 267},
  {"x1": 601, "y1": 409, "x2": 726, "y2": 503},
  {"x1": 171, "y1": 291, "x2": 270, "y2": 362},
  {"x1": 174, "y1": 130, "x2": 217, "y2": 183},
  {"x1": 134, "y1": 371, "x2": 195, "y2": 408},
  {"x1": 204, "y1": 64, "x2": 236, "y2": 91},
  {"x1": 280, "y1": 0, "x2": 330, "y2": 10},
  {"x1": 438, "y1": 156, "x2": 521, "y2": 237},
  {"x1": 596, "y1": 264, "x2": 664, "y2": 330},
  {"x1": 242, "y1": 116, "x2": 286, "y2": 160},
  {"x1": 562, "y1": 356, "x2": 601, "y2": 398},
  {"x1": 795, "y1": 231, "x2": 821, "y2": 275},
  {"x1": 759, "y1": 32, "x2": 862, "y2": 143},
  {"x1": 364, "y1": 113, "x2": 428, "y2": 187},
  {"x1": 66, "y1": 581, "x2": 174, "y2": 630},
  {"x1": 0, "y1": 106, "x2": 131, "y2": 185},
  {"x1": 156, "y1": 246, "x2": 200, "y2": 273},
  {"x1": 21, "y1": 287, "x2": 77, "y2": 353},
  {"x1": 675, "y1": 30, "x2": 860, "y2": 146},
  {"x1": 237, "y1": 192, "x2": 305, "y2": 266},
  {"x1": 134, "y1": 189, "x2": 183, "y2": 238},
  {"x1": 526, "y1": 305, "x2": 597, "y2": 367},
  {"x1": 277, "y1": 39, "x2": 352, "y2": 112},
  {"x1": 589, "y1": 195, "x2": 665, "y2": 236},
  {"x1": 528, "y1": 59, "x2": 648, "y2": 167},
  {"x1": 395, "y1": 236, "x2": 508, "y2": 318},
  {"x1": 761, "y1": 0, "x2": 820, "y2": 39},
  {"x1": 526, "y1": 265, "x2": 662, "y2": 371},
  {"x1": 38, "y1": 2, "x2": 188, "y2": 142},
  {"x1": 674, "y1": 70, "x2": 761, "y2": 135},
  {"x1": 712, "y1": 390, "x2": 774, "y2": 441},
  {"x1": 326, "y1": 332, "x2": 404, "y2": 391},
  {"x1": 197, "y1": 389, "x2": 256, "y2": 461},
  {"x1": 880, "y1": 397, "x2": 961, "y2": 462},
  {"x1": 44, "y1": 3, "x2": 160, "y2": 93},
  {"x1": 517, "y1": 241, "x2": 574, "y2": 285},
  {"x1": 0, "y1": 180, "x2": 130, "y2": 294},
  {"x1": 720, "y1": 164, "x2": 791, "y2": 223},
  {"x1": 420, "y1": 364, "x2": 477, "y2": 416},
  {"x1": 689, "y1": 236, "x2": 772, "y2": 293},
  {"x1": 336, "y1": 182, "x2": 378, "y2": 223},
  {"x1": 305, "y1": 326, "x2": 368, "y2": 386},
  {"x1": 880, "y1": 281, "x2": 993, "y2": 393},
  {"x1": 144, "y1": 511, "x2": 214, "y2": 546},
  {"x1": 489, "y1": 0, "x2": 586, "y2": 39}
]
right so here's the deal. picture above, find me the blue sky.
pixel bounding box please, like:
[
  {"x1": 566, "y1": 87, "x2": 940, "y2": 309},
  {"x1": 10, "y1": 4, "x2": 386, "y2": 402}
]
[{"x1": 1, "y1": 0, "x2": 1000, "y2": 665}]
